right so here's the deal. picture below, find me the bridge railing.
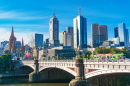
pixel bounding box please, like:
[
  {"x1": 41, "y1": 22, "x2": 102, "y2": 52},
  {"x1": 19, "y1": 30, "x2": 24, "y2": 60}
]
[
  {"x1": 84, "y1": 59, "x2": 130, "y2": 63},
  {"x1": 22, "y1": 59, "x2": 76, "y2": 67},
  {"x1": 39, "y1": 60, "x2": 75, "y2": 67}
]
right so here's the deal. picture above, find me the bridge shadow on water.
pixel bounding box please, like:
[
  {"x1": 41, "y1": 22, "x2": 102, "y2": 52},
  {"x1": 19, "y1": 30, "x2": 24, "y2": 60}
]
[
  {"x1": 38, "y1": 67, "x2": 75, "y2": 83},
  {"x1": 87, "y1": 73, "x2": 130, "y2": 86}
]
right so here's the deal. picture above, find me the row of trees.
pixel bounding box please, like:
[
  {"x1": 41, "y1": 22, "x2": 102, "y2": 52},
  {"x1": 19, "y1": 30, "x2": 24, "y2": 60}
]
[
  {"x1": 0, "y1": 54, "x2": 12, "y2": 72},
  {"x1": 93, "y1": 47, "x2": 130, "y2": 58},
  {"x1": 76, "y1": 51, "x2": 92, "y2": 59},
  {"x1": 76, "y1": 47, "x2": 130, "y2": 59}
]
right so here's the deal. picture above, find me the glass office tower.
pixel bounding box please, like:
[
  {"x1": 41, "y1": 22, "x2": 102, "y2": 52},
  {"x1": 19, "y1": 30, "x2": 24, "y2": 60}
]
[
  {"x1": 114, "y1": 27, "x2": 119, "y2": 38},
  {"x1": 73, "y1": 8, "x2": 87, "y2": 49},
  {"x1": 118, "y1": 23, "x2": 129, "y2": 47}
]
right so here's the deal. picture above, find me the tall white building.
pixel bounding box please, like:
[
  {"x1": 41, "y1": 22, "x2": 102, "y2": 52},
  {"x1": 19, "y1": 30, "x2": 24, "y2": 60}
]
[
  {"x1": 73, "y1": 8, "x2": 87, "y2": 49},
  {"x1": 49, "y1": 11, "x2": 59, "y2": 46}
]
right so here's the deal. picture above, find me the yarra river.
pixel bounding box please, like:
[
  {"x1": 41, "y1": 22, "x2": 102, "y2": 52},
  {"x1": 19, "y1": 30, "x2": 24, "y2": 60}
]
[
  {"x1": 0, "y1": 77, "x2": 69, "y2": 86},
  {"x1": 1, "y1": 73, "x2": 130, "y2": 86}
]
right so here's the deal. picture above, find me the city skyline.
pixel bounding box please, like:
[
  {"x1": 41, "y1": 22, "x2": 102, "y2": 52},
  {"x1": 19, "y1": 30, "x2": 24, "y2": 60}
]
[{"x1": 0, "y1": 0, "x2": 130, "y2": 44}]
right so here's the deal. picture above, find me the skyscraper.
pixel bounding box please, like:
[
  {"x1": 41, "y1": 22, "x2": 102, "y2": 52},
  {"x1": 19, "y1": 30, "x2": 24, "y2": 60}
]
[
  {"x1": 125, "y1": 29, "x2": 129, "y2": 47},
  {"x1": 118, "y1": 23, "x2": 129, "y2": 47},
  {"x1": 59, "y1": 31, "x2": 72, "y2": 47},
  {"x1": 59, "y1": 31, "x2": 66, "y2": 46},
  {"x1": 64, "y1": 32, "x2": 72, "y2": 46},
  {"x1": 114, "y1": 27, "x2": 119, "y2": 38},
  {"x1": 73, "y1": 8, "x2": 87, "y2": 49},
  {"x1": 91, "y1": 24, "x2": 108, "y2": 47},
  {"x1": 28, "y1": 33, "x2": 43, "y2": 48},
  {"x1": 98, "y1": 25, "x2": 108, "y2": 42},
  {"x1": 66, "y1": 27, "x2": 74, "y2": 48},
  {"x1": 49, "y1": 11, "x2": 59, "y2": 46},
  {"x1": 92, "y1": 23, "x2": 99, "y2": 48}
]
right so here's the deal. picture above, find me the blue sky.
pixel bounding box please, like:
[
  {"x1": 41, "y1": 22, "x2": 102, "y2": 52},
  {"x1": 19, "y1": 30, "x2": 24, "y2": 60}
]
[{"x1": 0, "y1": 0, "x2": 130, "y2": 44}]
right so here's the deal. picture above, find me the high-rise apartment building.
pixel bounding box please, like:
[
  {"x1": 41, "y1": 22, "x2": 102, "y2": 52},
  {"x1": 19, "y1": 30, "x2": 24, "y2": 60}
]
[
  {"x1": 66, "y1": 27, "x2": 74, "y2": 48},
  {"x1": 73, "y1": 8, "x2": 87, "y2": 49},
  {"x1": 91, "y1": 24, "x2": 108, "y2": 48},
  {"x1": 98, "y1": 25, "x2": 108, "y2": 42},
  {"x1": 64, "y1": 32, "x2": 72, "y2": 46},
  {"x1": 92, "y1": 23, "x2": 99, "y2": 48},
  {"x1": 114, "y1": 27, "x2": 119, "y2": 38},
  {"x1": 28, "y1": 33, "x2": 43, "y2": 48},
  {"x1": 59, "y1": 31, "x2": 66, "y2": 46},
  {"x1": 49, "y1": 11, "x2": 59, "y2": 46},
  {"x1": 59, "y1": 31, "x2": 72, "y2": 47},
  {"x1": 118, "y1": 23, "x2": 129, "y2": 47}
]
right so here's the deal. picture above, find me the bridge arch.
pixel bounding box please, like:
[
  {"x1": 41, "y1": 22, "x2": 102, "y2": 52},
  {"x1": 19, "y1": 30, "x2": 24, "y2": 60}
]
[
  {"x1": 38, "y1": 66, "x2": 76, "y2": 82},
  {"x1": 20, "y1": 65, "x2": 35, "y2": 70},
  {"x1": 85, "y1": 69, "x2": 130, "y2": 79},
  {"x1": 39, "y1": 66, "x2": 76, "y2": 76},
  {"x1": 19, "y1": 65, "x2": 34, "y2": 74}
]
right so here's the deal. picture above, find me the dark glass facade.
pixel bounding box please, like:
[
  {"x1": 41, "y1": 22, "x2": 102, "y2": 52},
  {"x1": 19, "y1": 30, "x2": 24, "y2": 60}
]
[{"x1": 114, "y1": 27, "x2": 119, "y2": 38}]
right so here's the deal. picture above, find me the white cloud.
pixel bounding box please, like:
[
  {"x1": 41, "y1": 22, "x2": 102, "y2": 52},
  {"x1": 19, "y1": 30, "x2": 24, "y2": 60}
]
[
  {"x1": 0, "y1": 10, "x2": 50, "y2": 20},
  {"x1": 0, "y1": 28, "x2": 49, "y2": 45}
]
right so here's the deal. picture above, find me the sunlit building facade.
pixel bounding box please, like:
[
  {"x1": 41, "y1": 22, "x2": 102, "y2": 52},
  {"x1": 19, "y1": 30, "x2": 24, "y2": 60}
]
[
  {"x1": 73, "y1": 8, "x2": 87, "y2": 49},
  {"x1": 49, "y1": 11, "x2": 59, "y2": 46}
]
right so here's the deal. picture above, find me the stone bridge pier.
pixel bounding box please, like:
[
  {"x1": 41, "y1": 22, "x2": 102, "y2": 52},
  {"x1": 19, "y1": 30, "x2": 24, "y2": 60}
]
[
  {"x1": 69, "y1": 59, "x2": 88, "y2": 86},
  {"x1": 29, "y1": 59, "x2": 40, "y2": 82}
]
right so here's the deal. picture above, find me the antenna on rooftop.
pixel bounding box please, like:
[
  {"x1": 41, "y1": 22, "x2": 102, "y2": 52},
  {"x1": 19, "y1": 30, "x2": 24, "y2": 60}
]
[{"x1": 79, "y1": 8, "x2": 81, "y2": 15}]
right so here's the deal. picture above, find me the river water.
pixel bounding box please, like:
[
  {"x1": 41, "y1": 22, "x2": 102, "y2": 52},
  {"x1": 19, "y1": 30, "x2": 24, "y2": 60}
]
[
  {"x1": 1, "y1": 73, "x2": 130, "y2": 86},
  {"x1": 0, "y1": 77, "x2": 69, "y2": 86}
]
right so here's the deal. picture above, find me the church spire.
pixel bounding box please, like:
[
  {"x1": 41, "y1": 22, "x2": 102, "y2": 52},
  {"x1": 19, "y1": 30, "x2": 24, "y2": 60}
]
[
  {"x1": 11, "y1": 26, "x2": 14, "y2": 37},
  {"x1": 79, "y1": 8, "x2": 81, "y2": 15}
]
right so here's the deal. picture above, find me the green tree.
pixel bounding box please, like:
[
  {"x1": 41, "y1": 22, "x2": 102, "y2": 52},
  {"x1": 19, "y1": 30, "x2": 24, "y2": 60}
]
[
  {"x1": 82, "y1": 54, "x2": 86, "y2": 58},
  {"x1": 0, "y1": 54, "x2": 12, "y2": 72},
  {"x1": 110, "y1": 48, "x2": 114, "y2": 54},
  {"x1": 85, "y1": 51, "x2": 92, "y2": 59},
  {"x1": 102, "y1": 47, "x2": 106, "y2": 54},
  {"x1": 90, "y1": 55, "x2": 93, "y2": 60}
]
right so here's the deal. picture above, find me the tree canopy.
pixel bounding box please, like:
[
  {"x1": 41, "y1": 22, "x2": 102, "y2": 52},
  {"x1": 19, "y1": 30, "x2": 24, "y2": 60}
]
[{"x1": 0, "y1": 54, "x2": 12, "y2": 72}]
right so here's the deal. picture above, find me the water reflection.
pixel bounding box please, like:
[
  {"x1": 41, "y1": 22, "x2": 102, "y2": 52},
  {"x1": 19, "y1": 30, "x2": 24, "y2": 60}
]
[{"x1": 0, "y1": 77, "x2": 68, "y2": 86}]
